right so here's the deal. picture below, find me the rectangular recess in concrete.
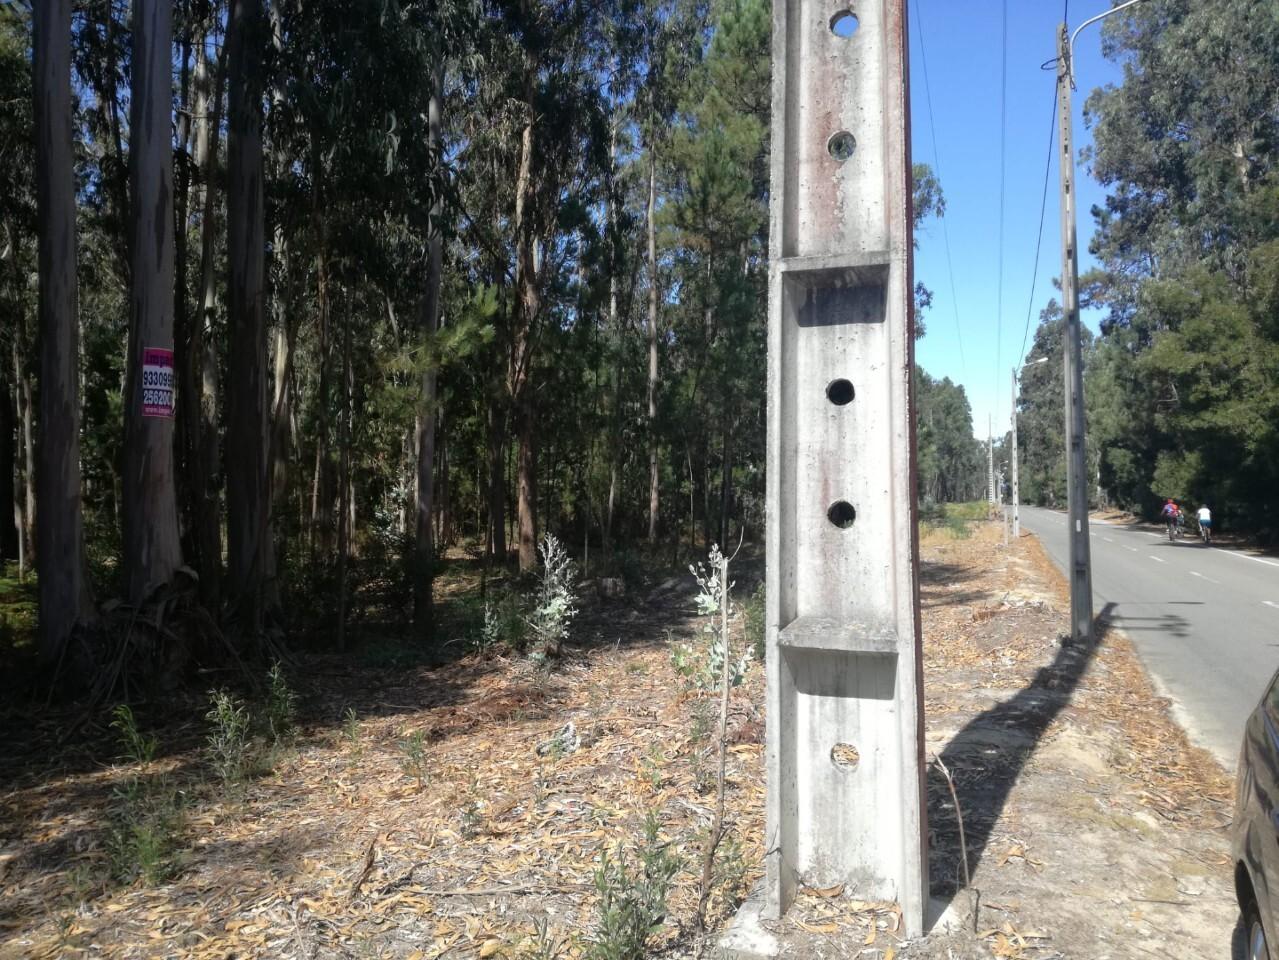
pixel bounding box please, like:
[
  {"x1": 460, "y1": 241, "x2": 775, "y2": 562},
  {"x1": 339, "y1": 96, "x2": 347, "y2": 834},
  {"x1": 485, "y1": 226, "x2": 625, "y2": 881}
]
[{"x1": 763, "y1": 0, "x2": 925, "y2": 939}]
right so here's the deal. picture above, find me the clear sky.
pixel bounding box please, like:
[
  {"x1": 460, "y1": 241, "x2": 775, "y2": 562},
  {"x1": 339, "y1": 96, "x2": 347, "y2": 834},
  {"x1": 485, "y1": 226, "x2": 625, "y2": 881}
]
[{"x1": 908, "y1": 0, "x2": 1126, "y2": 440}]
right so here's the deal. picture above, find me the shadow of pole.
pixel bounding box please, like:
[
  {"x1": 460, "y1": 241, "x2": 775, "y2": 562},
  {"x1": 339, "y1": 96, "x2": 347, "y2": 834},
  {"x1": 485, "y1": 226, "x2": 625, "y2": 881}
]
[{"x1": 929, "y1": 601, "x2": 1120, "y2": 915}]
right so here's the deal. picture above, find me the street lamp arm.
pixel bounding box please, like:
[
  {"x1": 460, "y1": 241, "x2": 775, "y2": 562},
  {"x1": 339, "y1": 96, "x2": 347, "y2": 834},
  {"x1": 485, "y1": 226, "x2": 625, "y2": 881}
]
[{"x1": 1067, "y1": 0, "x2": 1147, "y2": 87}]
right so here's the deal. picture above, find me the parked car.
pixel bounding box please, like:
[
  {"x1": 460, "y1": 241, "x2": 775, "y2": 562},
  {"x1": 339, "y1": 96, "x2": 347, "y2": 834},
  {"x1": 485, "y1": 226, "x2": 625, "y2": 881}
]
[{"x1": 1234, "y1": 667, "x2": 1279, "y2": 960}]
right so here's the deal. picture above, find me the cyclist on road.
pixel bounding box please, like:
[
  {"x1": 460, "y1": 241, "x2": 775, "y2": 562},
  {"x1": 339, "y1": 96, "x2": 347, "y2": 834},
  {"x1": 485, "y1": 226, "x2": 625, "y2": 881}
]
[
  {"x1": 1161, "y1": 499, "x2": 1181, "y2": 539},
  {"x1": 1197, "y1": 504, "x2": 1213, "y2": 544}
]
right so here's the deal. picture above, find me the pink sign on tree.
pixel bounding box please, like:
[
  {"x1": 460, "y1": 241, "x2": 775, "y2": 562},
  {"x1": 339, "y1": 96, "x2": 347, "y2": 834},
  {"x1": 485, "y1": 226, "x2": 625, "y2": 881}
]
[{"x1": 141, "y1": 347, "x2": 175, "y2": 418}]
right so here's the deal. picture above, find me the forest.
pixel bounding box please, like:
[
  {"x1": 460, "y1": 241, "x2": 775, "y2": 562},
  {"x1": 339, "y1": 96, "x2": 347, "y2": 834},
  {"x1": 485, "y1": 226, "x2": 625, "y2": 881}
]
[{"x1": 0, "y1": 0, "x2": 985, "y2": 688}]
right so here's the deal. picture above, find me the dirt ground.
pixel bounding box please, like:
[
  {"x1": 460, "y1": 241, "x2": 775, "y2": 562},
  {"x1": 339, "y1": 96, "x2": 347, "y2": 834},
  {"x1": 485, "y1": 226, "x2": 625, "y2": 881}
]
[{"x1": 0, "y1": 522, "x2": 1240, "y2": 959}]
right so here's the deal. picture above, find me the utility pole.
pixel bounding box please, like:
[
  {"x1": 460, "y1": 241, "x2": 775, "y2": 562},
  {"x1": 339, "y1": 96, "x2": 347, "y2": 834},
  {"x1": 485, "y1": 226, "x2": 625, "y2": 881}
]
[
  {"x1": 1010, "y1": 368, "x2": 1020, "y2": 538},
  {"x1": 1011, "y1": 357, "x2": 1047, "y2": 540},
  {"x1": 1056, "y1": 23, "x2": 1093, "y2": 643},
  {"x1": 987, "y1": 415, "x2": 995, "y2": 506}
]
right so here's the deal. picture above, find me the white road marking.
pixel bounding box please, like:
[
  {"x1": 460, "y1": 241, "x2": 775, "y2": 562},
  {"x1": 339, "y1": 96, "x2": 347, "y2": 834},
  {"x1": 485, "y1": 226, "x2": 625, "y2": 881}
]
[
  {"x1": 1222, "y1": 550, "x2": 1279, "y2": 569},
  {"x1": 1190, "y1": 571, "x2": 1220, "y2": 585},
  {"x1": 1149, "y1": 556, "x2": 1167, "y2": 563},
  {"x1": 1125, "y1": 546, "x2": 1139, "y2": 553},
  {"x1": 1103, "y1": 537, "x2": 1114, "y2": 543},
  {"x1": 1264, "y1": 601, "x2": 1279, "y2": 612}
]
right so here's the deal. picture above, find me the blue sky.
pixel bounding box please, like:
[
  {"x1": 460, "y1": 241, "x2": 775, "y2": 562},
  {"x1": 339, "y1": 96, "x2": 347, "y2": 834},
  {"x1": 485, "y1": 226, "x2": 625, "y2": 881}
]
[{"x1": 908, "y1": 0, "x2": 1126, "y2": 439}]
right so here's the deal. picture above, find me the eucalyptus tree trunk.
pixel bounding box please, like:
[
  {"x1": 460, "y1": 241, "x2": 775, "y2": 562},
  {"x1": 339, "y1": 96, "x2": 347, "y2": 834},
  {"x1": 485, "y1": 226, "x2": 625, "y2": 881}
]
[
  {"x1": 189, "y1": 22, "x2": 227, "y2": 608},
  {"x1": 335, "y1": 304, "x2": 353, "y2": 652},
  {"x1": 413, "y1": 65, "x2": 444, "y2": 639},
  {"x1": 604, "y1": 122, "x2": 620, "y2": 551},
  {"x1": 512, "y1": 85, "x2": 539, "y2": 573},
  {"x1": 0, "y1": 360, "x2": 17, "y2": 561},
  {"x1": 487, "y1": 400, "x2": 506, "y2": 562},
  {"x1": 226, "y1": 0, "x2": 269, "y2": 632},
  {"x1": 646, "y1": 155, "x2": 660, "y2": 543},
  {"x1": 33, "y1": 0, "x2": 95, "y2": 662},
  {"x1": 122, "y1": 0, "x2": 183, "y2": 604},
  {"x1": 17, "y1": 339, "x2": 34, "y2": 563}
]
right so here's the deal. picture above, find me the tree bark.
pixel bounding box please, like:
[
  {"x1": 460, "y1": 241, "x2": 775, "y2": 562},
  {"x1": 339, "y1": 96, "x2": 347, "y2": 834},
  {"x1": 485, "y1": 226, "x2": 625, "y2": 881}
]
[
  {"x1": 487, "y1": 398, "x2": 506, "y2": 562},
  {"x1": 122, "y1": 0, "x2": 183, "y2": 604},
  {"x1": 0, "y1": 357, "x2": 17, "y2": 561},
  {"x1": 33, "y1": 0, "x2": 95, "y2": 662},
  {"x1": 335, "y1": 301, "x2": 352, "y2": 652},
  {"x1": 414, "y1": 64, "x2": 443, "y2": 640},
  {"x1": 226, "y1": 0, "x2": 269, "y2": 631},
  {"x1": 189, "y1": 23, "x2": 226, "y2": 608},
  {"x1": 512, "y1": 89, "x2": 539, "y2": 572},
  {"x1": 18, "y1": 341, "x2": 34, "y2": 567},
  {"x1": 646, "y1": 155, "x2": 660, "y2": 543}
]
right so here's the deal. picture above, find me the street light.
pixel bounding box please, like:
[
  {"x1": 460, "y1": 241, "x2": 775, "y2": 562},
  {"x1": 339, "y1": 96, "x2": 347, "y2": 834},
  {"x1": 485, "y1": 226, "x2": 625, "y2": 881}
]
[
  {"x1": 1055, "y1": 0, "x2": 1146, "y2": 643},
  {"x1": 1011, "y1": 357, "x2": 1049, "y2": 540}
]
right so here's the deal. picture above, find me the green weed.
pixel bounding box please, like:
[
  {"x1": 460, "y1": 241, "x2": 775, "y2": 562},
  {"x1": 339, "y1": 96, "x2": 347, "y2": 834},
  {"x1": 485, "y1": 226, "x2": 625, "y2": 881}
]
[
  {"x1": 586, "y1": 811, "x2": 681, "y2": 960},
  {"x1": 205, "y1": 690, "x2": 253, "y2": 784},
  {"x1": 398, "y1": 730, "x2": 429, "y2": 790}
]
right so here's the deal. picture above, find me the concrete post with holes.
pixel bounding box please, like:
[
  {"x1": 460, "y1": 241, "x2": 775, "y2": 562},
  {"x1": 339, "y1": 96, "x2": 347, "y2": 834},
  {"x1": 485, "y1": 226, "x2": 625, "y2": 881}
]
[{"x1": 762, "y1": 0, "x2": 926, "y2": 937}]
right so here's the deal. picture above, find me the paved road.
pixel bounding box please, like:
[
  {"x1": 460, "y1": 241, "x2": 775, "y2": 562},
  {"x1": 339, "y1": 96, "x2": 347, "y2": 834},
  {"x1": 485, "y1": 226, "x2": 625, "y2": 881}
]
[{"x1": 1018, "y1": 505, "x2": 1279, "y2": 770}]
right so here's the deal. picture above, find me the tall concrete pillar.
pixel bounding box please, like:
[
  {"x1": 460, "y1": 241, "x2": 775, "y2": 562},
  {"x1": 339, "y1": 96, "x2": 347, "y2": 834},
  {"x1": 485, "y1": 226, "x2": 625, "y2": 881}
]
[{"x1": 764, "y1": 0, "x2": 926, "y2": 936}]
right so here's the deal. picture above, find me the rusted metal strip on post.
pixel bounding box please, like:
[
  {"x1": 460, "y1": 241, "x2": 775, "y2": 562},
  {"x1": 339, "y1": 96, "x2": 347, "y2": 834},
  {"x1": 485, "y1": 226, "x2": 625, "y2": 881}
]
[{"x1": 764, "y1": 0, "x2": 926, "y2": 936}]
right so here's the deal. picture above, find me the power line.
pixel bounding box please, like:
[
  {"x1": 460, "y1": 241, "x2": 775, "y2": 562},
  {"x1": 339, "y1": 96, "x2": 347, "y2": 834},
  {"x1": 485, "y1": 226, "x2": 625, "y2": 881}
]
[
  {"x1": 1017, "y1": 85, "x2": 1059, "y2": 368},
  {"x1": 995, "y1": 0, "x2": 1008, "y2": 419},
  {"x1": 911, "y1": 0, "x2": 965, "y2": 375}
]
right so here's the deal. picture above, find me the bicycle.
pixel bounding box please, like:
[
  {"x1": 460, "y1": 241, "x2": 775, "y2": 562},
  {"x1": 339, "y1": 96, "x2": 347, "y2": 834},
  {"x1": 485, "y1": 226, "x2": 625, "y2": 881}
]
[{"x1": 1197, "y1": 518, "x2": 1212, "y2": 545}]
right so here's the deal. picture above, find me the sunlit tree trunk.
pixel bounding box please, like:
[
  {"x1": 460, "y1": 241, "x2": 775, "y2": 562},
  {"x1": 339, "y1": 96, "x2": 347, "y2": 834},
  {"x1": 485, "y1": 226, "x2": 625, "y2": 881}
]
[
  {"x1": 33, "y1": 0, "x2": 95, "y2": 662},
  {"x1": 122, "y1": 0, "x2": 183, "y2": 603},
  {"x1": 646, "y1": 156, "x2": 660, "y2": 543},
  {"x1": 512, "y1": 85, "x2": 539, "y2": 572},
  {"x1": 414, "y1": 64, "x2": 443, "y2": 639},
  {"x1": 226, "y1": 0, "x2": 269, "y2": 631}
]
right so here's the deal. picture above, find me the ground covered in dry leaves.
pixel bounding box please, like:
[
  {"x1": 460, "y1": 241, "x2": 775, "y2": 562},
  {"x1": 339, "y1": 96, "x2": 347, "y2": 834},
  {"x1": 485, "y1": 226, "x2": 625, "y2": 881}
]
[{"x1": 0, "y1": 522, "x2": 1240, "y2": 959}]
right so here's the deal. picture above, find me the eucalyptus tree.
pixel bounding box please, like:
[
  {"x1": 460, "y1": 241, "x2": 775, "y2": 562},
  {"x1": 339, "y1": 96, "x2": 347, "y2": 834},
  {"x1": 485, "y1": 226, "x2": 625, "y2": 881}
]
[{"x1": 33, "y1": 0, "x2": 95, "y2": 663}]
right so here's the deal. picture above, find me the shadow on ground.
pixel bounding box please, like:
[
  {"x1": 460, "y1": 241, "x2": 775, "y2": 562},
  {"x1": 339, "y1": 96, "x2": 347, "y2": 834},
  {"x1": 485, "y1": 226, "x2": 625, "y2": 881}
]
[{"x1": 930, "y1": 603, "x2": 1114, "y2": 907}]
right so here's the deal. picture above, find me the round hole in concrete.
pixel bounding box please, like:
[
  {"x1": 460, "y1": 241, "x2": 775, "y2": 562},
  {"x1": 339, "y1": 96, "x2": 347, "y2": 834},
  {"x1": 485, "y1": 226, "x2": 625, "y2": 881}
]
[
  {"x1": 827, "y1": 130, "x2": 857, "y2": 163},
  {"x1": 831, "y1": 743, "x2": 860, "y2": 769},
  {"x1": 826, "y1": 378, "x2": 855, "y2": 405},
  {"x1": 829, "y1": 10, "x2": 859, "y2": 37},
  {"x1": 827, "y1": 501, "x2": 856, "y2": 529}
]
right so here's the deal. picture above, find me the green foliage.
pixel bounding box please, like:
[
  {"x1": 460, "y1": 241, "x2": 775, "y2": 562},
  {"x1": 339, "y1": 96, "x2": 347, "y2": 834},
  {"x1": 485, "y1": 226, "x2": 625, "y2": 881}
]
[
  {"x1": 526, "y1": 535, "x2": 579, "y2": 659},
  {"x1": 264, "y1": 663, "x2": 298, "y2": 744},
  {"x1": 586, "y1": 812, "x2": 681, "y2": 960},
  {"x1": 398, "y1": 730, "x2": 429, "y2": 790},
  {"x1": 103, "y1": 710, "x2": 184, "y2": 886},
  {"x1": 671, "y1": 546, "x2": 749, "y2": 690},
  {"x1": 915, "y1": 370, "x2": 984, "y2": 504},
  {"x1": 104, "y1": 782, "x2": 186, "y2": 887},
  {"x1": 342, "y1": 707, "x2": 362, "y2": 755},
  {"x1": 110, "y1": 705, "x2": 158, "y2": 766},
  {"x1": 205, "y1": 691, "x2": 253, "y2": 785}
]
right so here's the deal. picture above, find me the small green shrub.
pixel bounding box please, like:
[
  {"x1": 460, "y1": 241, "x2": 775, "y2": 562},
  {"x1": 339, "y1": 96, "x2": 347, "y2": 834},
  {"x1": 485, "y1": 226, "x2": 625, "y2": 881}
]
[
  {"x1": 103, "y1": 713, "x2": 184, "y2": 886},
  {"x1": 205, "y1": 690, "x2": 253, "y2": 784},
  {"x1": 398, "y1": 730, "x2": 429, "y2": 790},
  {"x1": 341, "y1": 707, "x2": 362, "y2": 755},
  {"x1": 586, "y1": 811, "x2": 681, "y2": 960},
  {"x1": 265, "y1": 662, "x2": 298, "y2": 744},
  {"x1": 527, "y1": 534, "x2": 579, "y2": 659},
  {"x1": 104, "y1": 787, "x2": 185, "y2": 886},
  {"x1": 110, "y1": 704, "x2": 158, "y2": 766}
]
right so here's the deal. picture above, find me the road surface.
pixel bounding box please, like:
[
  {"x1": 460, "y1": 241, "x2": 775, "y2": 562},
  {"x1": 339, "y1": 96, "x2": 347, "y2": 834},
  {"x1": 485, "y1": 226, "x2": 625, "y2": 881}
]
[{"x1": 1018, "y1": 505, "x2": 1279, "y2": 770}]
